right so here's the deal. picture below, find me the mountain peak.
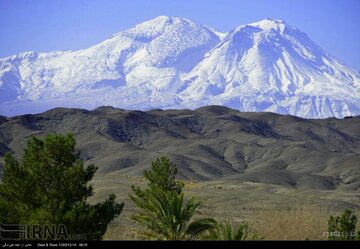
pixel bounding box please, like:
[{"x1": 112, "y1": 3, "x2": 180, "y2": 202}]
[
  {"x1": 247, "y1": 18, "x2": 288, "y2": 32},
  {"x1": 121, "y1": 15, "x2": 210, "y2": 40},
  {"x1": 127, "y1": 16, "x2": 176, "y2": 36},
  {"x1": 140, "y1": 15, "x2": 175, "y2": 26},
  {"x1": 133, "y1": 15, "x2": 194, "y2": 29},
  {"x1": 263, "y1": 18, "x2": 285, "y2": 23}
]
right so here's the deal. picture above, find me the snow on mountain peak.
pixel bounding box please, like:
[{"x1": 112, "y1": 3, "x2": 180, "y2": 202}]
[
  {"x1": 125, "y1": 15, "x2": 178, "y2": 38},
  {"x1": 0, "y1": 16, "x2": 359, "y2": 118},
  {"x1": 119, "y1": 16, "x2": 221, "y2": 70},
  {"x1": 237, "y1": 18, "x2": 289, "y2": 34},
  {"x1": 251, "y1": 18, "x2": 286, "y2": 26}
]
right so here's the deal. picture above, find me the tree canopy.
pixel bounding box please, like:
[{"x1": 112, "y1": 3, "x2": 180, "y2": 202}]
[{"x1": 0, "y1": 133, "x2": 123, "y2": 240}]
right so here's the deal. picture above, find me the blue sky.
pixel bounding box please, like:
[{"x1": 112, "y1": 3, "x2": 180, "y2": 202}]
[{"x1": 1, "y1": 0, "x2": 360, "y2": 70}]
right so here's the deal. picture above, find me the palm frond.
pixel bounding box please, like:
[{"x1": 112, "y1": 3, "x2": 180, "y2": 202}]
[{"x1": 186, "y1": 218, "x2": 217, "y2": 240}]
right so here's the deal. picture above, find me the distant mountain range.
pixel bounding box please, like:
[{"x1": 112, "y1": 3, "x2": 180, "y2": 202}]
[
  {"x1": 0, "y1": 106, "x2": 359, "y2": 190},
  {"x1": 0, "y1": 16, "x2": 359, "y2": 118}
]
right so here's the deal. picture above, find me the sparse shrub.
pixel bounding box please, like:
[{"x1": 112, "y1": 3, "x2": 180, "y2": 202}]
[
  {"x1": 204, "y1": 221, "x2": 262, "y2": 240},
  {"x1": 327, "y1": 209, "x2": 360, "y2": 240},
  {"x1": 0, "y1": 133, "x2": 123, "y2": 240}
]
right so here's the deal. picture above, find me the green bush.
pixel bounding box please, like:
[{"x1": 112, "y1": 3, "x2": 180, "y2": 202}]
[
  {"x1": 204, "y1": 221, "x2": 262, "y2": 240},
  {"x1": 0, "y1": 134, "x2": 123, "y2": 240},
  {"x1": 327, "y1": 209, "x2": 360, "y2": 240}
]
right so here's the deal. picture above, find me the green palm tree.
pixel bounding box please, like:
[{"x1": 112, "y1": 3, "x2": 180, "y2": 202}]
[
  {"x1": 129, "y1": 157, "x2": 216, "y2": 240},
  {"x1": 130, "y1": 184, "x2": 215, "y2": 240}
]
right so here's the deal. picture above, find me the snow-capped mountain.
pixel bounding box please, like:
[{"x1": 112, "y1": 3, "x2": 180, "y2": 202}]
[{"x1": 0, "y1": 16, "x2": 359, "y2": 118}]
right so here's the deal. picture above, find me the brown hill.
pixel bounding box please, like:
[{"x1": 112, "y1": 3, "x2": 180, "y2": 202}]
[{"x1": 0, "y1": 105, "x2": 359, "y2": 191}]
